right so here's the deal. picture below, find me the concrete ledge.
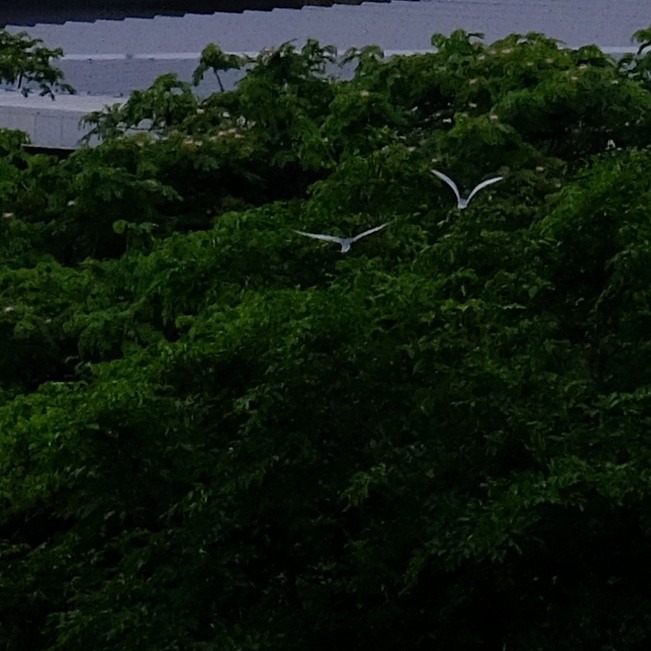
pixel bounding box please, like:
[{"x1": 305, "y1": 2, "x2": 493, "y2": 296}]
[{"x1": 0, "y1": 91, "x2": 123, "y2": 148}]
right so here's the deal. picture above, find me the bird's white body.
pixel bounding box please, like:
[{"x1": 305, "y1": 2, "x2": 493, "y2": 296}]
[
  {"x1": 431, "y1": 169, "x2": 503, "y2": 209},
  {"x1": 295, "y1": 223, "x2": 388, "y2": 252}
]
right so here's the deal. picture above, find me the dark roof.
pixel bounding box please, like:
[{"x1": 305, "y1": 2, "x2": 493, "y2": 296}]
[{"x1": 3, "y1": 0, "x2": 388, "y2": 26}]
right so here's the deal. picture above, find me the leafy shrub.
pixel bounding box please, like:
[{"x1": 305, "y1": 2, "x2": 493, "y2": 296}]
[{"x1": 2, "y1": 26, "x2": 651, "y2": 651}]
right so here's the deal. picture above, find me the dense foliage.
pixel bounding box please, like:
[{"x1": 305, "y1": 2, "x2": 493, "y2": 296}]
[
  {"x1": 0, "y1": 29, "x2": 72, "y2": 97},
  {"x1": 2, "y1": 27, "x2": 651, "y2": 650}
]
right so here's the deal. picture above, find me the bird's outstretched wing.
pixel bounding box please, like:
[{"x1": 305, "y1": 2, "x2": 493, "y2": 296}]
[
  {"x1": 350, "y1": 223, "x2": 389, "y2": 243},
  {"x1": 295, "y1": 230, "x2": 345, "y2": 244},
  {"x1": 431, "y1": 169, "x2": 461, "y2": 203},
  {"x1": 466, "y1": 176, "x2": 503, "y2": 203}
]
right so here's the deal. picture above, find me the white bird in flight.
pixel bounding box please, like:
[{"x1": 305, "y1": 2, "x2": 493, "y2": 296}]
[
  {"x1": 432, "y1": 169, "x2": 504, "y2": 209},
  {"x1": 294, "y1": 223, "x2": 388, "y2": 253}
]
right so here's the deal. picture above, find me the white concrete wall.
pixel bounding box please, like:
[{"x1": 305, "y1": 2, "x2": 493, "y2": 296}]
[
  {"x1": 9, "y1": 1, "x2": 648, "y2": 57},
  {"x1": 0, "y1": 92, "x2": 122, "y2": 148},
  {"x1": 5, "y1": 1, "x2": 646, "y2": 96}
]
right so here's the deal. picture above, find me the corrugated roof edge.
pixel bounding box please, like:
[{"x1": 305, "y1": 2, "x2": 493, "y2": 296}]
[{"x1": 2, "y1": 0, "x2": 398, "y2": 27}]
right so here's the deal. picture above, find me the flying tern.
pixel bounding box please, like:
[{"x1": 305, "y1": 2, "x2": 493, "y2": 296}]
[
  {"x1": 294, "y1": 223, "x2": 388, "y2": 253},
  {"x1": 431, "y1": 169, "x2": 503, "y2": 209}
]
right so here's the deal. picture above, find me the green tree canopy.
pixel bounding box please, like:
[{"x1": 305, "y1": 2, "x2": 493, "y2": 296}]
[
  {"x1": 2, "y1": 28, "x2": 651, "y2": 650},
  {"x1": 0, "y1": 29, "x2": 73, "y2": 97}
]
